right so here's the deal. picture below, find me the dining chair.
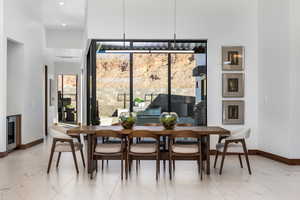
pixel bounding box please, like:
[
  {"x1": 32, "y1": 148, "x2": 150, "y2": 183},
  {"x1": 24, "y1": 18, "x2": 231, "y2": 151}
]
[
  {"x1": 143, "y1": 123, "x2": 167, "y2": 170},
  {"x1": 214, "y1": 128, "x2": 252, "y2": 175},
  {"x1": 47, "y1": 129, "x2": 85, "y2": 174},
  {"x1": 172, "y1": 123, "x2": 196, "y2": 171},
  {"x1": 90, "y1": 130, "x2": 126, "y2": 179},
  {"x1": 101, "y1": 122, "x2": 122, "y2": 167},
  {"x1": 126, "y1": 130, "x2": 160, "y2": 180},
  {"x1": 168, "y1": 130, "x2": 203, "y2": 180}
]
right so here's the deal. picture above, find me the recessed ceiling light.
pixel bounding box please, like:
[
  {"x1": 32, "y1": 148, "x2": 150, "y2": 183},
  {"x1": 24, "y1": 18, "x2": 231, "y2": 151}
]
[
  {"x1": 62, "y1": 23, "x2": 67, "y2": 27},
  {"x1": 59, "y1": 2, "x2": 65, "y2": 6}
]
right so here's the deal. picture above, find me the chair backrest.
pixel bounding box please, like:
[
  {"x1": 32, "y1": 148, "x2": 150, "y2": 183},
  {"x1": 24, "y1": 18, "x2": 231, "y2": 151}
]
[
  {"x1": 228, "y1": 128, "x2": 251, "y2": 140},
  {"x1": 176, "y1": 123, "x2": 193, "y2": 127},
  {"x1": 128, "y1": 130, "x2": 159, "y2": 140},
  {"x1": 169, "y1": 130, "x2": 200, "y2": 139},
  {"x1": 50, "y1": 129, "x2": 72, "y2": 140}
]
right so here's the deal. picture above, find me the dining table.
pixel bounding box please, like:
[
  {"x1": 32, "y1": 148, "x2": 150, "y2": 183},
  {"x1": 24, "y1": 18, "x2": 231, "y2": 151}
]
[{"x1": 51, "y1": 124, "x2": 230, "y2": 175}]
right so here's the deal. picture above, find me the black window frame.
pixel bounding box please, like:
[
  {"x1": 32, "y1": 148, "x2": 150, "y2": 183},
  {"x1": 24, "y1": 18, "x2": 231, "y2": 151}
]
[{"x1": 86, "y1": 39, "x2": 207, "y2": 126}]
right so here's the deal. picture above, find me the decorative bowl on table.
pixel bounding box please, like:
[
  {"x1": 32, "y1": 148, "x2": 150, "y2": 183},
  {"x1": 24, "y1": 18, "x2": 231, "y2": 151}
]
[
  {"x1": 160, "y1": 112, "x2": 178, "y2": 130},
  {"x1": 119, "y1": 112, "x2": 136, "y2": 129}
]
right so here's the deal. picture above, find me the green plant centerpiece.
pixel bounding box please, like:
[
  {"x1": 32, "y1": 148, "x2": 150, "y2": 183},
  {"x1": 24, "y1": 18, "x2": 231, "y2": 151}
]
[
  {"x1": 160, "y1": 112, "x2": 178, "y2": 130},
  {"x1": 119, "y1": 112, "x2": 136, "y2": 129}
]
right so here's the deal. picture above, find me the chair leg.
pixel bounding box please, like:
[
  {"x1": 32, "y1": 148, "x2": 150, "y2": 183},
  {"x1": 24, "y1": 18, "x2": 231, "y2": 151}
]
[
  {"x1": 214, "y1": 150, "x2": 219, "y2": 168},
  {"x1": 163, "y1": 136, "x2": 166, "y2": 172},
  {"x1": 129, "y1": 159, "x2": 132, "y2": 175},
  {"x1": 56, "y1": 152, "x2": 62, "y2": 168},
  {"x1": 90, "y1": 167, "x2": 94, "y2": 179},
  {"x1": 169, "y1": 157, "x2": 172, "y2": 180},
  {"x1": 156, "y1": 155, "x2": 160, "y2": 181},
  {"x1": 125, "y1": 154, "x2": 128, "y2": 180},
  {"x1": 199, "y1": 139, "x2": 203, "y2": 180},
  {"x1": 173, "y1": 160, "x2": 175, "y2": 172},
  {"x1": 136, "y1": 159, "x2": 139, "y2": 175},
  {"x1": 80, "y1": 148, "x2": 86, "y2": 168},
  {"x1": 47, "y1": 139, "x2": 56, "y2": 173},
  {"x1": 76, "y1": 137, "x2": 86, "y2": 168},
  {"x1": 219, "y1": 141, "x2": 228, "y2": 175},
  {"x1": 238, "y1": 154, "x2": 243, "y2": 168},
  {"x1": 241, "y1": 139, "x2": 252, "y2": 175},
  {"x1": 70, "y1": 142, "x2": 79, "y2": 174},
  {"x1": 96, "y1": 160, "x2": 98, "y2": 172},
  {"x1": 121, "y1": 157, "x2": 124, "y2": 180},
  {"x1": 102, "y1": 160, "x2": 104, "y2": 171}
]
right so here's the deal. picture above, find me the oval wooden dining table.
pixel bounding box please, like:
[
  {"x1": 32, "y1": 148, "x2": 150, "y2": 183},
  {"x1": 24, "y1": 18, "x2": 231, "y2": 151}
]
[{"x1": 51, "y1": 125, "x2": 230, "y2": 175}]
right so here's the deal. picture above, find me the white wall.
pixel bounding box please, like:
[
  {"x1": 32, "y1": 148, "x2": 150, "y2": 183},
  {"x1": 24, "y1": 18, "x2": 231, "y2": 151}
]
[
  {"x1": 289, "y1": 0, "x2": 300, "y2": 158},
  {"x1": 258, "y1": 0, "x2": 292, "y2": 158},
  {"x1": 43, "y1": 48, "x2": 56, "y2": 131},
  {"x1": 1, "y1": 0, "x2": 45, "y2": 146},
  {"x1": 45, "y1": 28, "x2": 84, "y2": 49},
  {"x1": 258, "y1": 0, "x2": 300, "y2": 158},
  {"x1": 6, "y1": 40, "x2": 24, "y2": 116},
  {"x1": 86, "y1": 0, "x2": 259, "y2": 149},
  {"x1": 0, "y1": 0, "x2": 6, "y2": 152}
]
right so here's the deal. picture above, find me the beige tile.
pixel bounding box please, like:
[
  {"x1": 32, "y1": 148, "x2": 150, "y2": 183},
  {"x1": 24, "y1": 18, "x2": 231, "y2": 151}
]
[{"x1": 1, "y1": 142, "x2": 300, "y2": 200}]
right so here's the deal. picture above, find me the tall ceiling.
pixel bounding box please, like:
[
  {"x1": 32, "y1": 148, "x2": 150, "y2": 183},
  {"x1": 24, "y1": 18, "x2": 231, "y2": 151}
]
[{"x1": 42, "y1": 0, "x2": 86, "y2": 30}]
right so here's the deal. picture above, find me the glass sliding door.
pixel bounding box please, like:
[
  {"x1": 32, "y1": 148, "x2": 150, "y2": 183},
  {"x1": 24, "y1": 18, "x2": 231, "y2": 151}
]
[
  {"x1": 133, "y1": 53, "x2": 168, "y2": 125},
  {"x1": 57, "y1": 75, "x2": 78, "y2": 124},
  {"x1": 170, "y1": 53, "x2": 207, "y2": 125},
  {"x1": 170, "y1": 54, "x2": 196, "y2": 124},
  {"x1": 96, "y1": 53, "x2": 130, "y2": 125},
  {"x1": 90, "y1": 40, "x2": 207, "y2": 126}
]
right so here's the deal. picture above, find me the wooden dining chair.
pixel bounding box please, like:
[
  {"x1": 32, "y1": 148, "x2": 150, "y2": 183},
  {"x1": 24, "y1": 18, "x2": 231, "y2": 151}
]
[
  {"x1": 90, "y1": 130, "x2": 126, "y2": 179},
  {"x1": 172, "y1": 123, "x2": 196, "y2": 170},
  {"x1": 168, "y1": 131, "x2": 203, "y2": 180},
  {"x1": 143, "y1": 123, "x2": 168, "y2": 170},
  {"x1": 100, "y1": 123, "x2": 122, "y2": 167},
  {"x1": 47, "y1": 129, "x2": 85, "y2": 174},
  {"x1": 126, "y1": 131, "x2": 160, "y2": 180},
  {"x1": 214, "y1": 128, "x2": 252, "y2": 175}
]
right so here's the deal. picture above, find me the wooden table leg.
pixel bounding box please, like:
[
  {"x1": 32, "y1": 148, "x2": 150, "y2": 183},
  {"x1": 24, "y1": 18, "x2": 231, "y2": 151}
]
[
  {"x1": 206, "y1": 135, "x2": 210, "y2": 175},
  {"x1": 87, "y1": 134, "x2": 95, "y2": 174}
]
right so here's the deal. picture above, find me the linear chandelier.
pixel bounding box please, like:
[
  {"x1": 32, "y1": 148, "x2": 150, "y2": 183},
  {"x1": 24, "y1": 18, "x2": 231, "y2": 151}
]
[{"x1": 103, "y1": 49, "x2": 195, "y2": 53}]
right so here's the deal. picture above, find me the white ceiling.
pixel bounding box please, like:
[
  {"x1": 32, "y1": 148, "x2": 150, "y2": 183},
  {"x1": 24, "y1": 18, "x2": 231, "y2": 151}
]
[{"x1": 42, "y1": 0, "x2": 86, "y2": 30}]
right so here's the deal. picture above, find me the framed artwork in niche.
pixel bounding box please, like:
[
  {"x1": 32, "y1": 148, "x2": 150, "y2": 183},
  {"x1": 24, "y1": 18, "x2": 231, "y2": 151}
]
[
  {"x1": 222, "y1": 46, "x2": 244, "y2": 71},
  {"x1": 222, "y1": 73, "x2": 244, "y2": 97},
  {"x1": 222, "y1": 100, "x2": 244, "y2": 125}
]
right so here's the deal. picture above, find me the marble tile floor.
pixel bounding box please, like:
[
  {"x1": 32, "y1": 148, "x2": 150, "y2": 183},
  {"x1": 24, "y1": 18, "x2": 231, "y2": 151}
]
[{"x1": 1, "y1": 141, "x2": 300, "y2": 200}]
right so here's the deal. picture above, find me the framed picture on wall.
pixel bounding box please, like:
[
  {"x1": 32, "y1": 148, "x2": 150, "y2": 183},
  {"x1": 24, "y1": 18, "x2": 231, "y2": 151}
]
[
  {"x1": 222, "y1": 100, "x2": 245, "y2": 125},
  {"x1": 222, "y1": 46, "x2": 244, "y2": 71},
  {"x1": 222, "y1": 73, "x2": 244, "y2": 97}
]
